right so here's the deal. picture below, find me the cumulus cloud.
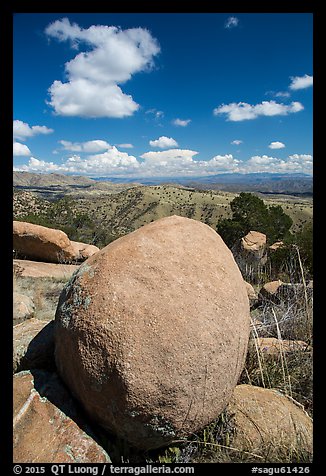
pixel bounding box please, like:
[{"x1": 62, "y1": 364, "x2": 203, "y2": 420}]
[
  {"x1": 14, "y1": 150, "x2": 313, "y2": 177},
  {"x1": 231, "y1": 139, "x2": 243, "y2": 145},
  {"x1": 268, "y1": 141, "x2": 285, "y2": 149},
  {"x1": 59, "y1": 139, "x2": 111, "y2": 153},
  {"x1": 214, "y1": 100, "x2": 304, "y2": 121},
  {"x1": 289, "y1": 74, "x2": 313, "y2": 91},
  {"x1": 172, "y1": 118, "x2": 191, "y2": 127},
  {"x1": 206, "y1": 154, "x2": 240, "y2": 171},
  {"x1": 140, "y1": 149, "x2": 197, "y2": 163},
  {"x1": 225, "y1": 17, "x2": 239, "y2": 29},
  {"x1": 139, "y1": 150, "x2": 240, "y2": 176},
  {"x1": 239, "y1": 154, "x2": 312, "y2": 174},
  {"x1": 149, "y1": 136, "x2": 178, "y2": 148},
  {"x1": 15, "y1": 147, "x2": 140, "y2": 176},
  {"x1": 45, "y1": 18, "x2": 160, "y2": 118},
  {"x1": 13, "y1": 142, "x2": 32, "y2": 156},
  {"x1": 13, "y1": 120, "x2": 54, "y2": 141}
]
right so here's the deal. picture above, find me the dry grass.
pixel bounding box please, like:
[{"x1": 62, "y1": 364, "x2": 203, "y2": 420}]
[{"x1": 13, "y1": 274, "x2": 70, "y2": 323}]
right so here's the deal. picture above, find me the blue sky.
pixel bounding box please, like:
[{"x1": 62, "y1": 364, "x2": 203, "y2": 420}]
[{"x1": 13, "y1": 13, "x2": 313, "y2": 178}]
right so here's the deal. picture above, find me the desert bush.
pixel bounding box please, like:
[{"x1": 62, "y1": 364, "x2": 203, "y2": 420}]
[{"x1": 217, "y1": 192, "x2": 293, "y2": 248}]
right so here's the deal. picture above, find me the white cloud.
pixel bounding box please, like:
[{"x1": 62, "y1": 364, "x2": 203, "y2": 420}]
[
  {"x1": 265, "y1": 90, "x2": 291, "y2": 98},
  {"x1": 214, "y1": 100, "x2": 304, "y2": 121},
  {"x1": 274, "y1": 91, "x2": 291, "y2": 98},
  {"x1": 15, "y1": 147, "x2": 140, "y2": 176},
  {"x1": 59, "y1": 139, "x2": 111, "y2": 153},
  {"x1": 13, "y1": 142, "x2": 32, "y2": 156},
  {"x1": 207, "y1": 155, "x2": 240, "y2": 171},
  {"x1": 231, "y1": 139, "x2": 243, "y2": 145},
  {"x1": 268, "y1": 141, "x2": 285, "y2": 149},
  {"x1": 13, "y1": 120, "x2": 54, "y2": 141},
  {"x1": 116, "y1": 143, "x2": 134, "y2": 148},
  {"x1": 149, "y1": 136, "x2": 178, "y2": 148},
  {"x1": 139, "y1": 150, "x2": 240, "y2": 176},
  {"x1": 48, "y1": 79, "x2": 139, "y2": 118},
  {"x1": 14, "y1": 150, "x2": 313, "y2": 177},
  {"x1": 140, "y1": 149, "x2": 197, "y2": 163},
  {"x1": 225, "y1": 17, "x2": 239, "y2": 29},
  {"x1": 289, "y1": 74, "x2": 313, "y2": 91},
  {"x1": 239, "y1": 154, "x2": 312, "y2": 174},
  {"x1": 45, "y1": 18, "x2": 160, "y2": 118},
  {"x1": 288, "y1": 154, "x2": 313, "y2": 162},
  {"x1": 172, "y1": 118, "x2": 191, "y2": 127},
  {"x1": 146, "y1": 109, "x2": 164, "y2": 119}
]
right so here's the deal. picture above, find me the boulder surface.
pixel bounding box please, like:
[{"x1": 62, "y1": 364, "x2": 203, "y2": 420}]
[
  {"x1": 13, "y1": 259, "x2": 80, "y2": 279},
  {"x1": 13, "y1": 370, "x2": 111, "y2": 463},
  {"x1": 55, "y1": 215, "x2": 250, "y2": 449},
  {"x1": 13, "y1": 319, "x2": 55, "y2": 373},
  {"x1": 70, "y1": 241, "x2": 100, "y2": 261},
  {"x1": 241, "y1": 231, "x2": 267, "y2": 259},
  {"x1": 227, "y1": 384, "x2": 313, "y2": 457},
  {"x1": 13, "y1": 221, "x2": 75, "y2": 263}
]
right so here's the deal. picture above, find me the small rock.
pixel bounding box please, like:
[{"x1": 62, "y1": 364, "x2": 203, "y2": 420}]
[
  {"x1": 258, "y1": 280, "x2": 283, "y2": 304},
  {"x1": 258, "y1": 281, "x2": 313, "y2": 305},
  {"x1": 269, "y1": 241, "x2": 284, "y2": 252},
  {"x1": 13, "y1": 292, "x2": 35, "y2": 324},
  {"x1": 70, "y1": 241, "x2": 100, "y2": 261},
  {"x1": 241, "y1": 231, "x2": 267, "y2": 261},
  {"x1": 249, "y1": 337, "x2": 312, "y2": 358},
  {"x1": 244, "y1": 281, "x2": 258, "y2": 308}
]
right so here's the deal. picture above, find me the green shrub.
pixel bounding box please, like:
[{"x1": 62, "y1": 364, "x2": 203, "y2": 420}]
[{"x1": 216, "y1": 192, "x2": 293, "y2": 248}]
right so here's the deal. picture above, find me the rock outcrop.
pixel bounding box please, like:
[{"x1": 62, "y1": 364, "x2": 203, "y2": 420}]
[
  {"x1": 55, "y1": 215, "x2": 250, "y2": 450},
  {"x1": 241, "y1": 231, "x2": 267, "y2": 262},
  {"x1": 13, "y1": 221, "x2": 100, "y2": 264},
  {"x1": 227, "y1": 384, "x2": 313, "y2": 457},
  {"x1": 13, "y1": 221, "x2": 76, "y2": 263},
  {"x1": 13, "y1": 319, "x2": 55, "y2": 373},
  {"x1": 13, "y1": 370, "x2": 111, "y2": 463},
  {"x1": 70, "y1": 241, "x2": 100, "y2": 261},
  {"x1": 258, "y1": 280, "x2": 283, "y2": 303},
  {"x1": 13, "y1": 259, "x2": 80, "y2": 279}
]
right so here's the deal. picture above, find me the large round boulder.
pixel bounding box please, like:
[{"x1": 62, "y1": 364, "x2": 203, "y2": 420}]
[
  {"x1": 54, "y1": 215, "x2": 250, "y2": 449},
  {"x1": 13, "y1": 221, "x2": 76, "y2": 263}
]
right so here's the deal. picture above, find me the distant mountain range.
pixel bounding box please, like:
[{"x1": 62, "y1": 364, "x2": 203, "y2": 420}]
[
  {"x1": 94, "y1": 172, "x2": 313, "y2": 195},
  {"x1": 13, "y1": 171, "x2": 313, "y2": 196}
]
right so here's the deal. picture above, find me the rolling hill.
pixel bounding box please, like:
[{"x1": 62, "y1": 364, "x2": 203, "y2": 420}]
[{"x1": 13, "y1": 182, "x2": 313, "y2": 240}]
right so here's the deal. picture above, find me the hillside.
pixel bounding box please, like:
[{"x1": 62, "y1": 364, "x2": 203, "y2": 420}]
[
  {"x1": 13, "y1": 171, "x2": 95, "y2": 187},
  {"x1": 13, "y1": 184, "x2": 313, "y2": 241},
  {"x1": 13, "y1": 171, "x2": 141, "y2": 200},
  {"x1": 74, "y1": 185, "x2": 312, "y2": 235}
]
